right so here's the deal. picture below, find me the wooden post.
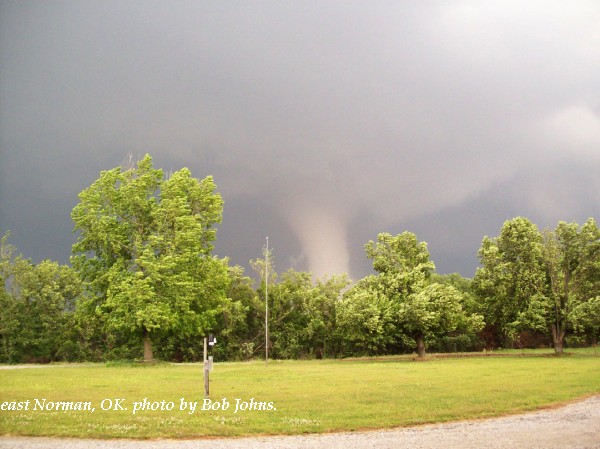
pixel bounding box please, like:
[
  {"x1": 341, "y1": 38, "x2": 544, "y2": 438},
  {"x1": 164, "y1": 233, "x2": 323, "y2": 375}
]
[{"x1": 203, "y1": 337, "x2": 209, "y2": 398}]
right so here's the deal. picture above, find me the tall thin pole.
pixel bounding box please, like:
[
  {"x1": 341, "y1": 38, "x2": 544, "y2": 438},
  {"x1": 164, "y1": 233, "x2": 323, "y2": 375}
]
[
  {"x1": 203, "y1": 337, "x2": 209, "y2": 398},
  {"x1": 265, "y1": 236, "x2": 269, "y2": 367}
]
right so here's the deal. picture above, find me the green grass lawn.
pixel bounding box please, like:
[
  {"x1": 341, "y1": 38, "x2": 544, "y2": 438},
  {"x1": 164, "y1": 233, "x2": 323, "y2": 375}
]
[{"x1": 1, "y1": 351, "x2": 599, "y2": 439}]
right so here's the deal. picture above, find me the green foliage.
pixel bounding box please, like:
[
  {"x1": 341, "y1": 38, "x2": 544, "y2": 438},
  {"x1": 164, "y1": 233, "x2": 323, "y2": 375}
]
[
  {"x1": 210, "y1": 265, "x2": 259, "y2": 361},
  {"x1": 0, "y1": 232, "x2": 82, "y2": 363},
  {"x1": 433, "y1": 273, "x2": 480, "y2": 315},
  {"x1": 400, "y1": 283, "x2": 483, "y2": 342},
  {"x1": 335, "y1": 279, "x2": 400, "y2": 356},
  {"x1": 473, "y1": 217, "x2": 548, "y2": 346},
  {"x1": 474, "y1": 217, "x2": 600, "y2": 353},
  {"x1": 71, "y1": 155, "x2": 228, "y2": 360},
  {"x1": 263, "y1": 269, "x2": 349, "y2": 359},
  {"x1": 355, "y1": 232, "x2": 484, "y2": 357},
  {"x1": 572, "y1": 296, "x2": 600, "y2": 338},
  {"x1": 4, "y1": 185, "x2": 599, "y2": 364},
  {"x1": 558, "y1": 219, "x2": 600, "y2": 346},
  {"x1": 306, "y1": 274, "x2": 350, "y2": 357},
  {"x1": 265, "y1": 269, "x2": 313, "y2": 359},
  {"x1": 247, "y1": 246, "x2": 350, "y2": 360},
  {"x1": 365, "y1": 231, "x2": 433, "y2": 277}
]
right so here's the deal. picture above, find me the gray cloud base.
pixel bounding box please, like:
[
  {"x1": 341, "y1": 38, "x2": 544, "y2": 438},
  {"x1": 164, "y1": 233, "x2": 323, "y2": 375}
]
[{"x1": 1, "y1": 1, "x2": 599, "y2": 279}]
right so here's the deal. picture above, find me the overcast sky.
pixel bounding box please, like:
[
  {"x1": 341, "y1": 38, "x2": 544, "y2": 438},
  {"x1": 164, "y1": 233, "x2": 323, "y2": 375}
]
[{"x1": 1, "y1": 1, "x2": 599, "y2": 281}]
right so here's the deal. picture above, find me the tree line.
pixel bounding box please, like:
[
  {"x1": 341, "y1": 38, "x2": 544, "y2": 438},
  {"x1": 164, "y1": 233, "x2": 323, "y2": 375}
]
[{"x1": 1, "y1": 155, "x2": 599, "y2": 363}]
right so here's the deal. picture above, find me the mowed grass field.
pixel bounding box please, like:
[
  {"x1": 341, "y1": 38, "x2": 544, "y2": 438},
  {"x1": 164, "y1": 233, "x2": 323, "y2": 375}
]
[{"x1": 1, "y1": 350, "x2": 599, "y2": 439}]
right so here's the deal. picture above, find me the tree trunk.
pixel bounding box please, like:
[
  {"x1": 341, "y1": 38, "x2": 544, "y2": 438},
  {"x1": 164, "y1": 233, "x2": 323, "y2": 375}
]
[
  {"x1": 416, "y1": 333, "x2": 426, "y2": 358},
  {"x1": 551, "y1": 324, "x2": 565, "y2": 355},
  {"x1": 142, "y1": 328, "x2": 154, "y2": 362}
]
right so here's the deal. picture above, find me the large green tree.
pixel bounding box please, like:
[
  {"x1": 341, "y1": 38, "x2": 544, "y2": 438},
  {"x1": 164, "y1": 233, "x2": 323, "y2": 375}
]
[
  {"x1": 543, "y1": 218, "x2": 600, "y2": 352},
  {"x1": 473, "y1": 217, "x2": 548, "y2": 347},
  {"x1": 71, "y1": 155, "x2": 228, "y2": 361},
  {"x1": 474, "y1": 217, "x2": 600, "y2": 354},
  {"x1": 363, "y1": 232, "x2": 483, "y2": 357}
]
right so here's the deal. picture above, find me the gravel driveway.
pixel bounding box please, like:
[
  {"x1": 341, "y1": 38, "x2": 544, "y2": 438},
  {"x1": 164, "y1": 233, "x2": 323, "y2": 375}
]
[{"x1": 2, "y1": 395, "x2": 598, "y2": 449}]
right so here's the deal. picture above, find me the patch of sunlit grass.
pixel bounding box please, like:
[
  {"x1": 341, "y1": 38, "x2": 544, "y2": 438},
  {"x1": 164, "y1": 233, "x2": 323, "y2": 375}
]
[{"x1": 1, "y1": 352, "x2": 599, "y2": 438}]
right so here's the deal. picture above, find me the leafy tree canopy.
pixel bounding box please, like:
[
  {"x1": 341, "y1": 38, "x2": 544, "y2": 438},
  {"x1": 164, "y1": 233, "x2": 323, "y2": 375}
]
[
  {"x1": 474, "y1": 217, "x2": 600, "y2": 353},
  {"x1": 71, "y1": 154, "x2": 228, "y2": 361},
  {"x1": 355, "y1": 232, "x2": 483, "y2": 357}
]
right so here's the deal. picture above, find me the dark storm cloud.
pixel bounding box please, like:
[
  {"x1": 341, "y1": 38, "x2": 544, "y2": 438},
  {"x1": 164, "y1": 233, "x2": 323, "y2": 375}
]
[{"x1": 1, "y1": 1, "x2": 599, "y2": 279}]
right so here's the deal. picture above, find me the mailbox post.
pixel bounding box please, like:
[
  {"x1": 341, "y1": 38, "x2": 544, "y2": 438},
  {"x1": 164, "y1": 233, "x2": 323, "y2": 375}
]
[{"x1": 203, "y1": 334, "x2": 216, "y2": 398}]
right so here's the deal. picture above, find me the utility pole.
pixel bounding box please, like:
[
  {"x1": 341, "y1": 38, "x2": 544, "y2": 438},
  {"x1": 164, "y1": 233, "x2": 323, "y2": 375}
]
[{"x1": 265, "y1": 236, "x2": 269, "y2": 367}]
